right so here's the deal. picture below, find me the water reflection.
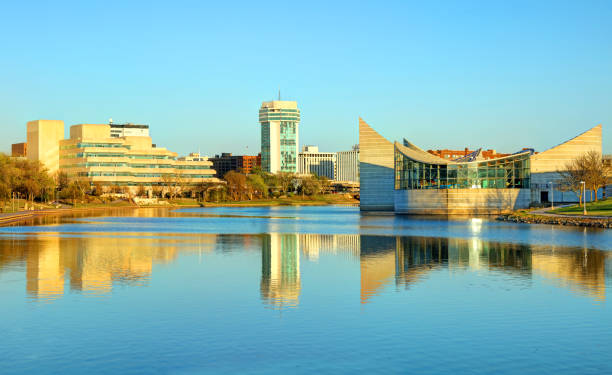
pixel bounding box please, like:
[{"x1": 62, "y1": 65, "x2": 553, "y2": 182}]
[
  {"x1": 261, "y1": 234, "x2": 301, "y2": 309},
  {"x1": 0, "y1": 234, "x2": 217, "y2": 300},
  {"x1": 0, "y1": 233, "x2": 610, "y2": 305},
  {"x1": 360, "y1": 236, "x2": 609, "y2": 303}
]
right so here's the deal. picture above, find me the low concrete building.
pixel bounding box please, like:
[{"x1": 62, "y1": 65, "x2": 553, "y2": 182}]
[{"x1": 359, "y1": 118, "x2": 604, "y2": 214}]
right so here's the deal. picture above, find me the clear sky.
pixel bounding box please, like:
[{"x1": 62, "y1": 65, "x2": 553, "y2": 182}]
[{"x1": 1, "y1": 0, "x2": 610, "y2": 155}]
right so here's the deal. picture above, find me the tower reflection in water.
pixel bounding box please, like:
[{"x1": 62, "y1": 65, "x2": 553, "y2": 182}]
[{"x1": 260, "y1": 234, "x2": 301, "y2": 309}]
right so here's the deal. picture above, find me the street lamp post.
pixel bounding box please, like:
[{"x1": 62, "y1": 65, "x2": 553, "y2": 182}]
[
  {"x1": 580, "y1": 181, "x2": 587, "y2": 215},
  {"x1": 548, "y1": 181, "x2": 554, "y2": 210}
]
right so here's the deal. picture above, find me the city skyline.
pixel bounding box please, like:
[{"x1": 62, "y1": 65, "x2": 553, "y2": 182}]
[{"x1": 1, "y1": 1, "x2": 611, "y2": 156}]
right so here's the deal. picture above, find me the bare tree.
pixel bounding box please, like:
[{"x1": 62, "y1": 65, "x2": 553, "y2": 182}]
[
  {"x1": 136, "y1": 185, "x2": 147, "y2": 198},
  {"x1": 558, "y1": 158, "x2": 585, "y2": 206},
  {"x1": 582, "y1": 151, "x2": 608, "y2": 201},
  {"x1": 558, "y1": 151, "x2": 609, "y2": 205},
  {"x1": 161, "y1": 173, "x2": 181, "y2": 199},
  {"x1": 277, "y1": 172, "x2": 295, "y2": 194}
]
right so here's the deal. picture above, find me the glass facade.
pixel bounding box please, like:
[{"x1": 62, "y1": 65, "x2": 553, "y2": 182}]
[
  {"x1": 395, "y1": 150, "x2": 530, "y2": 190},
  {"x1": 280, "y1": 121, "x2": 297, "y2": 172},
  {"x1": 261, "y1": 122, "x2": 271, "y2": 172}
]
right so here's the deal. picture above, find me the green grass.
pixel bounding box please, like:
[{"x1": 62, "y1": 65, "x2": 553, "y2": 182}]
[{"x1": 548, "y1": 198, "x2": 612, "y2": 216}]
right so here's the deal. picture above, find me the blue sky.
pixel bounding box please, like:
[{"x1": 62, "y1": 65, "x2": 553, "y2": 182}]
[{"x1": 1, "y1": 0, "x2": 610, "y2": 155}]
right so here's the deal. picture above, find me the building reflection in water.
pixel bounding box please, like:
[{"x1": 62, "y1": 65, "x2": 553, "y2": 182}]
[
  {"x1": 260, "y1": 233, "x2": 362, "y2": 308},
  {"x1": 0, "y1": 234, "x2": 218, "y2": 301},
  {"x1": 360, "y1": 235, "x2": 609, "y2": 303},
  {"x1": 0, "y1": 231, "x2": 609, "y2": 305},
  {"x1": 260, "y1": 234, "x2": 301, "y2": 309}
]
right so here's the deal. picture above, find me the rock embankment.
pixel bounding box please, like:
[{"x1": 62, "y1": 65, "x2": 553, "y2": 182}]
[{"x1": 497, "y1": 213, "x2": 612, "y2": 228}]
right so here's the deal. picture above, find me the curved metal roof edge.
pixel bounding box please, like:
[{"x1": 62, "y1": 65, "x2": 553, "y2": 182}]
[
  {"x1": 394, "y1": 141, "x2": 454, "y2": 165},
  {"x1": 395, "y1": 141, "x2": 532, "y2": 165}
]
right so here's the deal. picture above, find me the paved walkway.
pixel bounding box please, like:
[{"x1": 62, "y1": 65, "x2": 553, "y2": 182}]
[{"x1": 530, "y1": 204, "x2": 611, "y2": 220}]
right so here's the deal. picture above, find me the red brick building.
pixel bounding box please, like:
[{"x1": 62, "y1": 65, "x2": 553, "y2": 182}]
[
  {"x1": 209, "y1": 153, "x2": 261, "y2": 178},
  {"x1": 427, "y1": 148, "x2": 511, "y2": 161},
  {"x1": 11, "y1": 142, "x2": 27, "y2": 157}
]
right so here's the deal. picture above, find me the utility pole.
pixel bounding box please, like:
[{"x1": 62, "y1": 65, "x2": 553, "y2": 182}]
[{"x1": 549, "y1": 181, "x2": 554, "y2": 210}]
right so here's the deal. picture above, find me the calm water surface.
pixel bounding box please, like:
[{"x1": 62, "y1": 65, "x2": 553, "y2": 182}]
[{"x1": 0, "y1": 206, "x2": 611, "y2": 374}]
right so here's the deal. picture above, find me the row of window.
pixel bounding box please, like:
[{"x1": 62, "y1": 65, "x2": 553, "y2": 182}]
[
  {"x1": 61, "y1": 162, "x2": 210, "y2": 170},
  {"x1": 76, "y1": 172, "x2": 213, "y2": 178},
  {"x1": 60, "y1": 143, "x2": 129, "y2": 150},
  {"x1": 61, "y1": 153, "x2": 176, "y2": 160}
]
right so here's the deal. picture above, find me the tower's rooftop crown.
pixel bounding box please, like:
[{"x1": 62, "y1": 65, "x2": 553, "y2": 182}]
[{"x1": 260, "y1": 100, "x2": 298, "y2": 110}]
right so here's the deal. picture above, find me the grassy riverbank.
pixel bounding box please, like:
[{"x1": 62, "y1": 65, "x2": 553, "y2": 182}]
[
  {"x1": 199, "y1": 194, "x2": 359, "y2": 207},
  {"x1": 0, "y1": 194, "x2": 358, "y2": 226},
  {"x1": 547, "y1": 198, "x2": 612, "y2": 217},
  {"x1": 498, "y1": 198, "x2": 612, "y2": 228}
]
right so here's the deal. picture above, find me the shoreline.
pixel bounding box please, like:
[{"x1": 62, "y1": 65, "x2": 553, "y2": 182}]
[
  {"x1": 0, "y1": 199, "x2": 359, "y2": 226},
  {"x1": 0, "y1": 206, "x2": 140, "y2": 226},
  {"x1": 497, "y1": 212, "x2": 612, "y2": 228}
]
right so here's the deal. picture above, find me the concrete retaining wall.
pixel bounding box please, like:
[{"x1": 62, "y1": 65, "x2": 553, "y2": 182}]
[{"x1": 394, "y1": 188, "x2": 531, "y2": 214}]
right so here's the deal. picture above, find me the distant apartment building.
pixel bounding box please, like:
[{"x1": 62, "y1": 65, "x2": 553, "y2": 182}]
[
  {"x1": 11, "y1": 142, "x2": 27, "y2": 157},
  {"x1": 109, "y1": 122, "x2": 150, "y2": 138},
  {"x1": 427, "y1": 148, "x2": 512, "y2": 160},
  {"x1": 298, "y1": 145, "x2": 336, "y2": 180},
  {"x1": 336, "y1": 145, "x2": 359, "y2": 182},
  {"x1": 209, "y1": 153, "x2": 261, "y2": 178},
  {"x1": 23, "y1": 120, "x2": 218, "y2": 191},
  {"x1": 259, "y1": 100, "x2": 300, "y2": 173}
]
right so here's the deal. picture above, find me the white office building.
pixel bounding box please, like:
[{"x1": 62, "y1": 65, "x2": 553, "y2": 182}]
[
  {"x1": 298, "y1": 145, "x2": 336, "y2": 180},
  {"x1": 336, "y1": 145, "x2": 359, "y2": 182}
]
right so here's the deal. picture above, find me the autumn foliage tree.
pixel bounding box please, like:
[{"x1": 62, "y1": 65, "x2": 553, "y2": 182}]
[{"x1": 0, "y1": 153, "x2": 55, "y2": 211}]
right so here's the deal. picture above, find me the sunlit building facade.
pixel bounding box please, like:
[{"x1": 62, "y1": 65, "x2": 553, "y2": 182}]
[
  {"x1": 59, "y1": 124, "x2": 218, "y2": 189},
  {"x1": 23, "y1": 120, "x2": 219, "y2": 192}
]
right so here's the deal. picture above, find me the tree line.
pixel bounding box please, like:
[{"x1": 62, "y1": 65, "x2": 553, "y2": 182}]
[
  {"x1": 0, "y1": 153, "x2": 335, "y2": 211},
  {"x1": 197, "y1": 169, "x2": 331, "y2": 202}
]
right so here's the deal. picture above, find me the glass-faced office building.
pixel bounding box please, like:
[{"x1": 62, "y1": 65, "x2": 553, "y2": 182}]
[{"x1": 259, "y1": 101, "x2": 300, "y2": 173}]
